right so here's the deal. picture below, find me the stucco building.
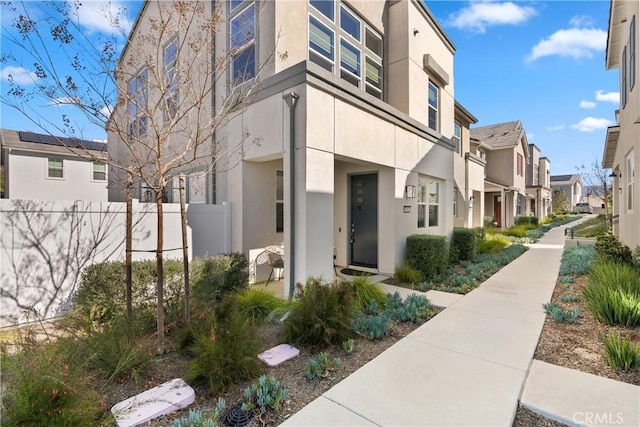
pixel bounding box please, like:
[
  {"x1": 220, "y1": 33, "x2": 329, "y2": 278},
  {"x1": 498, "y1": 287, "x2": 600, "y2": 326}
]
[
  {"x1": 550, "y1": 174, "x2": 583, "y2": 212},
  {"x1": 109, "y1": 0, "x2": 470, "y2": 293},
  {"x1": 603, "y1": 0, "x2": 639, "y2": 249},
  {"x1": 525, "y1": 144, "x2": 552, "y2": 221}
]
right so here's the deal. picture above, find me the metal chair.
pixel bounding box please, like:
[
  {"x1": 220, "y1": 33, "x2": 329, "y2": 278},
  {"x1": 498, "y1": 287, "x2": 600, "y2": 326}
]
[{"x1": 265, "y1": 246, "x2": 284, "y2": 285}]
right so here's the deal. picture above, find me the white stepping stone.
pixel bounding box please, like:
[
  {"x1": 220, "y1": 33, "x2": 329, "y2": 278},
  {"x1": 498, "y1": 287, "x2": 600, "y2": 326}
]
[
  {"x1": 111, "y1": 378, "x2": 195, "y2": 427},
  {"x1": 258, "y1": 343, "x2": 300, "y2": 367}
]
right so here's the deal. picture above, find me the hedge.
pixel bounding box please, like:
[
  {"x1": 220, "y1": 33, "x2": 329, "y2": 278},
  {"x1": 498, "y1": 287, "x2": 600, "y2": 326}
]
[
  {"x1": 405, "y1": 234, "x2": 448, "y2": 282},
  {"x1": 450, "y1": 228, "x2": 476, "y2": 263},
  {"x1": 515, "y1": 216, "x2": 539, "y2": 227}
]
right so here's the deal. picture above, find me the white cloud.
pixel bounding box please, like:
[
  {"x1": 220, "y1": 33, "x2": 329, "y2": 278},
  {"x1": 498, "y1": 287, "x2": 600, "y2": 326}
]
[
  {"x1": 68, "y1": 0, "x2": 133, "y2": 35},
  {"x1": 569, "y1": 15, "x2": 596, "y2": 28},
  {"x1": 579, "y1": 100, "x2": 597, "y2": 109},
  {"x1": 0, "y1": 65, "x2": 36, "y2": 84},
  {"x1": 545, "y1": 125, "x2": 565, "y2": 131},
  {"x1": 595, "y1": 90, "x2": 620, "y2": 103},
  {"x1": 526, "y1": 27, "x2": 606, "y2": 62},
  {"x1": 571, "y1": 117, "x2": 614, "y2": 132},
  {"x1": 99, "y1": 105, "x2": 113, "y2": 120},
  {"x1": 446, "y1": 1, "x2": 537, "y2": 33}
]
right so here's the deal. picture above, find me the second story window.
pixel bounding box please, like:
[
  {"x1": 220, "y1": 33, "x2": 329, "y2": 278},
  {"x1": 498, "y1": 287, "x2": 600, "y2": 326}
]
[
  {"x1": 230, "y1": 2, "x2": 256, "y2": 84},
  {"x1": 47, "y1": 158, "x2": 63, "y2": 179},
  {"x1": 308, "y1": 1, "x2": 383, "y2": 99},
  {"x1": 626, "y1": 152, "x2": 634, "y2": 212},
  {"x1": 428, "y1": 82, "x2": 439, "y2": 131},
  {"x1": 128, "y1": 68, "x2": 148, "y2": 139},
  {"x1": 534, "y1": 164, "x2": 539, "y2": 185},
  {"x1": 630, "y1": 15, "x2": 636, "y2": 90},
  {"x1": 453, "y1": 121, "x2": 461, "y2": 154},
  {"x1": 164, "y1": 38, "x2": 178, "y2": 120},
  {"x1": 517, "y1": 153, "x2": 524, "y2": 177},
  {"x1": 622, "y1": 46, "x2": 627, "y2": 108},
  {"x1": 92, "y1": 162, "x2": 107, "y2": 181}
]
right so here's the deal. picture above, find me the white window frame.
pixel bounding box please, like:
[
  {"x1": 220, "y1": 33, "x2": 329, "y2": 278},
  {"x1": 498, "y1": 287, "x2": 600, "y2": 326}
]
[
  {"x1": 339, "y1": 36, "x2": 361, "y2": 86},
  {"x1": 164, "y1": 37, "x2": 178, "y2": 121},
  {"x1": 428, "y1": 81, "x2": 439, "y2": 132},
  {"x1": 128, "y1": 67, "x2": 148, "y2": 140},
  {"x1": 630, "y1": 15, "x2": 636, "y2": 90},
  {"x1": 339, "y1": 4, "x2": 360, "y2": 42},
  {"x1": 47, "y1": 157, "x2": 64, "y2": 179},
  {"x1": 534, "y1": 164, "x2": 539, "y2": 185},
  {"x1": 310, "y1": 0, "x2": 335, "y2": 22},
  {"x1": 309, "y1": 14, "x2": 335, "y2": 71},
  {"x1": 276, "y1": 170, "x2": 284, "y2": 233},
  {"x1": 453, "y1": 121, "x2": 461, "y2": 154},
  {"x1": 230, "y1": 2, "x2": 256, "y2": 85},
  {"x1": 626, "y1": 151, "x2": 634, "y2": 212},
  {"x1": 417, "y1": 177, "x2": 440, "y2": 228},
  {"x1": 92, "y1": 162, "x2": 107, "y2": 181},
  {"x1": 622, "y1": 46, "x2": 627, "y2": 108}
]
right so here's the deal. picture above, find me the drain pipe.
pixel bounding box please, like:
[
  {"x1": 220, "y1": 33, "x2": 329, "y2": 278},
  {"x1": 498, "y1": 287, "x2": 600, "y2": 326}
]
[{"x1": 283, "y1": 92, "x2": 299, "y2": 300}]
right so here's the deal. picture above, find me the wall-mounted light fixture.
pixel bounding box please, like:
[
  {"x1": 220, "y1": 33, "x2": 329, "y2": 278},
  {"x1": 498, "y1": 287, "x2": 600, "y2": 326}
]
[
  {"x1": 405, "y1": 185, "x2": 416, "y2": 199},
  {"x1": 403, "y1": 205, "x2": 411, "y2": 213},
  {"x1": 609, "y1": 170, "x2": 621, "y2": 178}
]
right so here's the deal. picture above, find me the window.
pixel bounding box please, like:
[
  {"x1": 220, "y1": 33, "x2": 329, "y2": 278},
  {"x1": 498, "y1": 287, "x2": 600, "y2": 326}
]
[
  {"x1": 164, "y1": 38, "x2": 178, "y2": 120},
  {"x1": 230, "y1": 3, "x2": 256, "y2": 84},
  {"x1": 517, "y1": 153, "x2": 524, "y2": 177},
  {"x1": 47, "y1": 158, "x2": 63, "y2": 178},
  {"x1": 453, "y1": 187, "x2": 458, "y2": 217},
  {"x1": 276, "y1": 170, "x2": 284, "y2": 232},
  {"x1": 622, "y1": 46, "x2": 627, "y2": 108},
  {"x1": 626, "y1": 152, "x2": 634, "y2": 211},
  {"x1": 631, "y1": 16, "x2": 636, "y2": 90},
  {"x1": 417, "y1": 177, "x2": 439, "y2": 228},
  {"x1": 308, "y1": 1, "x2": 383, "y2": 99},
  {"x1": 128, "y1": 68, "x2": 148, "y2": 139},
  {"x1": 92, "y1": 162, "x2": 107, "y2": 181},
  {"x1": 453, "y1": 121, "x2": 461, "y2": 154},
  {"x1": 533, "y1": 164, "x2": 539, "y2": 185},
  {"x1": 517, "y1": 194, "x2": 523, "y2": 215},
  {"x1": 428, "y1": 82, "x2": 438, "y2": 131}
]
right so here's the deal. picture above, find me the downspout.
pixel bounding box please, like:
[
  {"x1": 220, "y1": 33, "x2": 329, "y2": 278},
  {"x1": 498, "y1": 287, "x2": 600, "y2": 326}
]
[{"x1": 283, "y1": 92, "x2": 299, "y2": 300}]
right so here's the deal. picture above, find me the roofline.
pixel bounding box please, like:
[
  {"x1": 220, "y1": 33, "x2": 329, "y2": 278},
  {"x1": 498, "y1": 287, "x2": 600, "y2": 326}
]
[
  {"x1": 602, "y1": 125, "x2": 620, "y2": 168},
  {"x1": 454, "y1": 100, "x2": 478, "y2": 124},
  {"x1": 117, "y1": 0, "x2": 149, "y2": 69},
  {"x1": 393, "y1": 0, "x2": 456, "y2": 53}
]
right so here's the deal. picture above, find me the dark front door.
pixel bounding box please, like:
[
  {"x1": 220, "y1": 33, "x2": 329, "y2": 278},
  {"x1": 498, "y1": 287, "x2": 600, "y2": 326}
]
[
  {"x1": 494, "y1": 195, "x2": 502, "y2": 228},
  {"x1": 350, "y1": 173, "x2": 378, "y2": 268}
]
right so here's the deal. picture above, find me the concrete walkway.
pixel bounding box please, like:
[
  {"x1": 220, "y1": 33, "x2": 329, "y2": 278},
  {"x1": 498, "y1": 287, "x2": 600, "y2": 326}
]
[{"x1": 280, "y1": 219, "x2": 640, "y2": 426}]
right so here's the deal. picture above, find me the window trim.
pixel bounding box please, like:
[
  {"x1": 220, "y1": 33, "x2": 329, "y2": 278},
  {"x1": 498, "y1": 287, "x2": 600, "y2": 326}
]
[
  {"x1": 453, "y1": 121, "x2": 461, "y2": 154},
  {"x1": 626, "y1": 151, "x2": 634, "y2": 212},
  {"x1": 309, "y1": 0, "x2": 335, "y2": 22},
  {"x1": 309, "y1": 14, "x2": 336, "y2": 66},
  {"x1": 453, "y1": 187, "x2": 458, "y2": 218},
  {"x1": 163, "y1": 37, "x2": 179, "y2": 121},
  {"x1": 92, "y1": 162, "x2": 107, "y2": 182},
  {"x1": 417, "y1": 177, "x2": 440, "y2": 228},
  {"x1": 339, "y1": 4, "x2": 361, "y2": 43},
  {"x1": 630, "y1": 15, "x2": 636, "y2": 91},
  {"x1": 428, "y1": 81, "x2": 439, "y2": 132},
  {"x1": 229, "y1": 2, "x2": 256, "y2": 85},
  {"x1": 339, "y1": 36, "x2": 361, "y2": 83},
  {"x1": 128, "y1": 67, "x2": 148, "y2": 140},
  {"x1": 622, "y1": 46, "x2": 628, "y2": 108},
  {"x1": 47, "y1": 157, "x2": 64, "y2": 179}
]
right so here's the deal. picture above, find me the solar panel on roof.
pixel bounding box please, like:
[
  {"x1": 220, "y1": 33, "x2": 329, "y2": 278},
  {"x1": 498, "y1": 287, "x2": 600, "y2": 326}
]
[{"x1": 18, "y1": 131, "x2": 107, "y2": 151}]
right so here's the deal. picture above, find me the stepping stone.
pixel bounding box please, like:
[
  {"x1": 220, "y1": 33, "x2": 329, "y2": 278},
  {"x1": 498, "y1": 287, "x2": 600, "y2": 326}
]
[
  {"x1": 111, "y1": 378, "x2": 195, "y2": 427},
  {"x1": 258, "y1": 343, "x2": 300, "y2": 367}
]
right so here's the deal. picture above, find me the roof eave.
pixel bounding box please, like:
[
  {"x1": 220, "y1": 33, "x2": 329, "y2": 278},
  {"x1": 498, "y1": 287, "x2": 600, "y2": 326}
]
[{"x1": 602, "y1": 125, "x2": 620, "y2": 168}]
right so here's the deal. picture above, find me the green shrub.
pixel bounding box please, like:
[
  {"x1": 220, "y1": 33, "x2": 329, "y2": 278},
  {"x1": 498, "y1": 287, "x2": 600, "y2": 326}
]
[
  {"x1": 236, "y1": 287, "x2": 285, "y2": 324},
  {"x1": 496, "y1": 244, "x2": 528, "y2": 265},
  {"x1": 477, "y1": 237, "x2": 509, "y2": 254},
  {"x1": 394, "y1": 263, "x2": 423, "y2": 286},
  {"x1": 559, "y1": 295, "x2": 580, "y2": 303},
  {"x1": 385, "y1": 292, "x2": 432, "y2": 323},
  {"x1": 341, "y1": 338, "x2": 355, "y2": 354},
  {"x1": 559, "y1": 246, "x2": 597, "y2": 276},
  {"x1": 542, "y1": 302, "x2": 583, "y2": 324},
  {"x1": 503, "y1": 225, "x2": 535, "y2": 238},
  {"x1": 595, "y1": 233, "x2": 633, "y2": 265},
  {"x1": 351, "y1": 312, "x2": 392, "y2": 340},
  {"x1": 191, "y1": 253, "x2": 249, "y2": 309},
  {"x1": 1, "y1": 337, "x2": 106, "y2": 426},
  {"x1": 450, "y1": 228, "x2": 477, "y2": 262},
  {"x1": 603, "y1": 333, "x2": 640, "y2": 371},
  {"x1": 516, "y1": 216, "x2": 539, "y2": 227},
  {"x1": 474, "y1": 227, "x2": 486, "y2": 243},
  {"x1": 526, "y1": 229, "x2": 544, "y2": 240},
  {"x1": 351, "y1": 277, "x2": 387, "y2": 313},
  {"x1": 304, "y1": 352, "x2": 342, "y2": 380},
  {"x1": 559, "y1": 275, "x2": 576, "y2": 284},
  {"x1": 187, "y1": 296, "x2": 262, "y2": 393},
  {"x1": 584, "y1": 260, "x2": 640, "y2": 327},
  {"x1": 172, "y1": 401, "x2": 226, "y2": 427},
  {"x1": 242, "y1": 375, "x2": 288, "y2": 415},
  {"x1": 405, "y1": 234, "x2": 448, "y2": 282},
  {"x1": 283, "y1": 278, "x2": 354, "y2": 346}
]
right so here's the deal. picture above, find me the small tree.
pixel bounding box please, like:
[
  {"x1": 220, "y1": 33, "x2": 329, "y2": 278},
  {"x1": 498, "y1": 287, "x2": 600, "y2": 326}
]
[
  {"x1": 552, "y1": 190, "x2": 569, "y2": 214},
  {"x1": 577, "y1": 160, "x2": 612, "y2": 225},
  {"x1": 2, "y1": 1, "x2": 274, "y2": 352}
]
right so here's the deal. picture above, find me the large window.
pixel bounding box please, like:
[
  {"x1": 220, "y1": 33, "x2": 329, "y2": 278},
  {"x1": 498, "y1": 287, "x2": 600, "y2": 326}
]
[
  {"x1": 230, "y1": 3, "x2": 256, "y2": 84},
  {"x1": 47, "y1": 158, "x2": 63, "y2": 179},
  {"x1": 517, "y1": 153, "x2": 524, "y2": 177},
  {"x1": 626, "y1": 152, "x2": 635, "y2": 211},
  {"x1": 631, "y1": 15, "x2": 636, "y2": 90},
  {"x1": 276, "y1": 170, "x2": 284, "y2": 233},
  {"x1": 164, "y1": 38, "x2": 178, "y2": 120},
  {"x1": 453, "y1": 121, "x2": 461, "y2": 154},
  {"x1": 534, "y1": 164, "x2": 539, "y2": 185},
  {"x1": 622, "y1": 46, "x2": 627, "y2": 108},
  {"x1": 428, "y1": 82, "x2": 438, "y2": 131},
  {"x1": 418, "y1": 177, "x2": 440, "y2": 228},
  {"x1": 453, "y1": 187, "x2": 458, "y2": 217},
  {"x1": 92, "y1": 162, "x2": 107, "y2": 181},
  {"x1": 128, "y1": 68, "x2": 148, "y2": 139},
  {"x1": 308, "y1": 1, "x2": 383, "y2": 99}
]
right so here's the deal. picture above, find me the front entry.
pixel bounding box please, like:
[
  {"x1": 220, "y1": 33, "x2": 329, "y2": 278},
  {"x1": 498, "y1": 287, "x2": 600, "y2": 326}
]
[
  {"x1": 350, "y1": 173, "x2": 378, "y2": 268},
  {"x1": 494, "y1": 195, "x2": 502, "y2": 228}
]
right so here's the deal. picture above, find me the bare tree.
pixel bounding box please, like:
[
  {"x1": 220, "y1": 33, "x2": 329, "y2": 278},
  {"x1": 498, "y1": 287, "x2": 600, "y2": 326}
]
[
  {"x1": 1, "y1": 1, "x2": 273, "y2": 352},
  {"x1": 577, "y1": 159, "x2": 612, "y2": 225}
]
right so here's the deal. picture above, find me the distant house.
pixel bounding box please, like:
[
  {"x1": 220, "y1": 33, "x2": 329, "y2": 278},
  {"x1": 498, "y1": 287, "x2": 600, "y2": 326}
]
[
  {"x1": 471, "y1": 120, "x2": 530, "y2": 228},
  {"x1": 0, "y1": 129, "x2": 108, "y2": 201},
  {"x1": 525, "y1": 144, "x2": 552, "y2": 221},
  {"x1": 581, "y1": 185, "x2": 607, "y2": 214},
  {"x1": 550, "y1": 174, "x2": 583, "y2": 212},
  {"x1": 602, "y1": 0, "x2": 639, "y2": 249}
]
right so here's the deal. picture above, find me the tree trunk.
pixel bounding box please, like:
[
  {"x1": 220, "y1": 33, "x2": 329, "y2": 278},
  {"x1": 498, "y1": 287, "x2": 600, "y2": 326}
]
[
  {"x1": 155, "y1": 188, "x2": 165, "y2": 354},
  {"x1": 126, "y1": 171, "x2": 133, "y2": 321},
  {"x1": 179, "y1": 174, "x2": 190, "y2": 323}
]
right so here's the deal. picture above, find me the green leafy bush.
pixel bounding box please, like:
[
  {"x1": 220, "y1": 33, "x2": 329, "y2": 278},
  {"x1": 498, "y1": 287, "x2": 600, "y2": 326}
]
[
  {"x1": 236, "y1": 287, "x2": 285, "y2": 324},
  {"x1": 450, "y1": 228, "x2": 477, "y2": 263},
  {"x1": 477, "y1": 234, "x2": 510, "y2": 254},
  {"x1": 542, "y1": 302, "x2": 583, "y2": 324},
  {"x1": 172, "y1": 401, "x2": 226, "y2": 427},
  {"x1": 283, "y1": 278, "x2": 354, "y2": 346},
  {"x1": 385, "y1": 292, "x2": 432, "y2": 323},
  {"x1": 559, "y1": 246, "x2": 597, "y2": 276},
  {"x1": 595, "y1": 233, "x2": 633, "y2": 265},
  {"x1": 304, "y1": 352, "x2": 342, "y2": 380},
  {"x1": 351, "y1": 312, "x2": 392, "y2": 340},
  {"x1": 525, "y1": 229, "x2": 544, "y2": 240},
  {"x1": 496, "y1": 244, "x2": 528, "y2": 265},
  {"x1": 584, "y1": 260, "x2": 640, "y2": 327},
  {"x1": 516, "y1": 216, "x2": 539, "y2": 227},
  {"x1": 559, "y1": 295, "x2": 580, "y2": 303},
  {"x1": 405, "y1": 234, "x2": 448, "y2": 282},
  {"x1": 394, "y1": 263, "x2": 423, "y2": 286},
  {"x1": 503, "y1": 225, "x2": 535, "y2": 238},
  {"x1": 351, "y1": 277, "x2": 387, "y2": 313},
  {"x1": 474, "y1": 227, "x2": 486, "y2": 243},
  {"x1": 191, "y1": 253, "x2": 249, "y2": 309},
  {"x1": 559, "y1": 275, "x2": 575, "y2": 284},
  {"x1": 187, "y1": 297, "x2": 262, "y2": 393},
  {"x1": 341, "y1": 338, "x2": 355, "y2": 353},
  {"x1": 603, "y1": 333, "x2": 640, "y2": 371},
  {"x1": 242, "y1": 375, "x2": 288, "y2": 415}
]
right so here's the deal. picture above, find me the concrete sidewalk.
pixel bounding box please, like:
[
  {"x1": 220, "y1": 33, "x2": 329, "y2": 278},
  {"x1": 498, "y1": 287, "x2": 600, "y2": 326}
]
[{"x1": 280, "y1": 218, "x2": 639, "y2": 426}]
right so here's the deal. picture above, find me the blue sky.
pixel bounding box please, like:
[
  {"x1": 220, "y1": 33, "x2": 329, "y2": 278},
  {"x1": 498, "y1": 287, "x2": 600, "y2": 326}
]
[{"x1": 1, "y1": 1, "x2": 619, "y2": 175}]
